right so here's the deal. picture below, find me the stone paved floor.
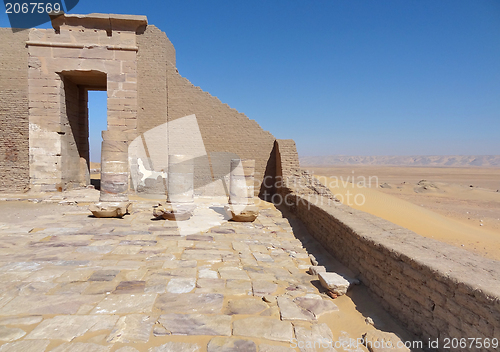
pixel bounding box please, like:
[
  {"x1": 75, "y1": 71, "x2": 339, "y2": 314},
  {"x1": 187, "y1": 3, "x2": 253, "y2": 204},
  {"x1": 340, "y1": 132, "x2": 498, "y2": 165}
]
[{"x1": 0, "y1": 192, "x2": 403, "y2": 352}]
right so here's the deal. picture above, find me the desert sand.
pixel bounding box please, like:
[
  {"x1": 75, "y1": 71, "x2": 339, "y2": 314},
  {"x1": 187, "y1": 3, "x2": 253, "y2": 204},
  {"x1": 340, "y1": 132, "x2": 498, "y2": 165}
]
[{"x1": 307, "y1": 166, "x2": 500, "y2": 261}]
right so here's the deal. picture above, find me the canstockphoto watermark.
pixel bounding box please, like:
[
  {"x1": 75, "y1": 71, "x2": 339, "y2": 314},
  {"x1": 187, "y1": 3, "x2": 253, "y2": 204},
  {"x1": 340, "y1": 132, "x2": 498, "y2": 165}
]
[
  {"x1": 3, "y1": 0, "x2": 79, "y2": 30},
  {"x1": 290, "y1": 337, "x2": 364, "y2": 350},
  {"x1": 290, "y1": 337, "x2": 426, "y2": 350},
  {"x1": 257, "y1": 172, "x2": 379, "y2": 207}
]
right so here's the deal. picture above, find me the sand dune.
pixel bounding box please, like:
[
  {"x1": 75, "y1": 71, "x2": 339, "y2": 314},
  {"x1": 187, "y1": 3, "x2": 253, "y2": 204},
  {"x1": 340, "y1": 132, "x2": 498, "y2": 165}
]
[{"x1": 316, "y1": 175, "x2": 500, "y2": 261}]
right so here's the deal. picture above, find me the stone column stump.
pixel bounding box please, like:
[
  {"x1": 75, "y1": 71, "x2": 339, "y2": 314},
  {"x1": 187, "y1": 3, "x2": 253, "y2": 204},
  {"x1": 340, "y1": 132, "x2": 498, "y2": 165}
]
[
  {"x1": 89, "y1": 131, "x2": 132, "y2": 218},
  {"x1": 153, "y1": 155, "x2": 196, "y2": 221},
  {"x1": 225, "y1": 159, "x2": 259, "y2": 222}
]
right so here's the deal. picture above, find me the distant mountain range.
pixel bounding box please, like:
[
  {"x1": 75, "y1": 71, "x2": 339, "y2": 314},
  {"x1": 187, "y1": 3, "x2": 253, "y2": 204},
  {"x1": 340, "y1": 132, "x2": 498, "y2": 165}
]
[{"x1": 299, "y1": 155, "x2": 500, "y2": 167}]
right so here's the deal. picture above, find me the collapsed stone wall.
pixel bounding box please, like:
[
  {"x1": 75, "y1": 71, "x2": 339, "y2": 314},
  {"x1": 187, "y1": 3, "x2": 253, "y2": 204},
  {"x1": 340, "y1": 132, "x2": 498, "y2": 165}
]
[
  {"x1": 0, "y1": 29, "x2": 29, "y2": 192},
  {"x1": 275, "y1": 142, "x2": 500, "y2": 352}
]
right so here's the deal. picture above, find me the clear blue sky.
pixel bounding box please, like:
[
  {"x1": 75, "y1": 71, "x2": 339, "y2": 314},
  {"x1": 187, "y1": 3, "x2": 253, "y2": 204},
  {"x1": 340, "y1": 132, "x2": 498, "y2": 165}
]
[{"x1": 2, "y1": 1, "x2": 499, "y2": 160}]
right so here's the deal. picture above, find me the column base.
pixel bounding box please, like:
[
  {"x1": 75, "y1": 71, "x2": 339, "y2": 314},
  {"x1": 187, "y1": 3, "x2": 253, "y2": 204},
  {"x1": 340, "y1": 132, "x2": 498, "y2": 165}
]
[
  {"x1": 89, "y1": 202, "x2": 132, "y2": 218},
  {"x1": 224, "y1": 204, "x2": 259, "y2": 222},
  {"x1": 153, "y1": 203, "x2": 196, "y2": 221}
]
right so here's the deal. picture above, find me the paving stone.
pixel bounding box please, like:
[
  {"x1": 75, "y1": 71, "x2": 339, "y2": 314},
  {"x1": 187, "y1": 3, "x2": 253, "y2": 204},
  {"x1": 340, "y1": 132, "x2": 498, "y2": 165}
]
[
  {"x1": 258, "y1": 344, "x2": 295, "y2": 352},
  {"x1": 232, "y1": 317, "x2": 293, "y2": 342},
  {"x1": 0, "y1": 294, "x2": 102, "y2": 315},
  {"x1": 23, "y1": 269, "x2": 66, "y2": 282},
  {"x1": 92, "y1": 293, "x2": 157, "y2": 314},
  {"x1": 0, "y1": 315, "x2": 43, "y2": 326},
  {"x1": 148, "y1": 342, "x2": 200, "y2": 352},
  {"x1": 114, "y1": 281, "x2": 146, "y2": 294},
  {"x1": 225, "y1": 298, "x2": 268, "y2": 315},
  {"x1": 166, "y1": 278, "x2": 196, "y2": 293},
  {"x1": 89, "y1": 270, "x2": 120, "y2": 282},
  {"x1": 111, "y1": 246, "x2": 142, "y2": 255},
  {"x1": 181, "y1": 249, "x2": 222, "y2": 262},
  {"x1": 120, "y1": 240, "x2": 157, "y2": 246},
  {"x1": 195, "y1": 279, "x2": 225, "y2": 293},
  {"x1": 186, "y1": 234, "x2": 213, "y2": 241},
  {"x1": 0, "y1": 340, "x2": 50, "y2": 352},
  {"x1": 106, "y1": 314, "x2": 156, "y2": 343},
  {"x1": 0, "y1": 293, "x2": 15, "y2": 310},
  {"x1": 145, "y1": 283, "x2": 168, "y2": 294},
  {"x1": 260, "y1": 306, "x2": 280, "y2": 316},
  {"x1": 88, "y1": 315, "x2": 120, "y2": 332},
  {"x1": 17, "y1": 282, "x2": 58, "y2": 296},
  {"x1": 247, "y1": 271, "x2": 276, "y2": 281},
  {"x1": 210, "y1": 227, "x2": 235, "y2": 234},
  {"x1": 1, "y1": 262, "x2": 41, "y2": 272},
  {"x1": 218, "y1": 267, "x2": 250, "y2": 280},
  {"x1": 198, "y1": 268, "x2": 219, "y2": 279},
  {"x1": 76, "y1": 246, "x2": 113, "y2": 254},
  {"x1": 162, "y1": 268, "x2": 197, "y2": 278},
  {"x1": 25, "y1": 315, "x2": 100, "y2": 341},
  {"x1": 115, "y1": 347, "x2": 140, "y2": 352},
  {"x1": 207, "y1": 337, "x2": 257, "y2": 352},
  {"x1": 178, "y1": 260, "x2": 198, "y2": 268},
  {"x1": 293, "y1": 323, "x2": 334, "y2": 352},
  {"x1": 83, "y1": 282, "x2": 117, "y2": 295},
  {"x1": 225, "y1": 279, "x2": 252, "y2": 295},
  {"x1": 252, "y1": 280, "x2": 278, "y2": 296},
  {"x1": 158, "y1": 314, "x2": 231, "y2": 336},
  {"x1": 253, "y1": 253, "x2": 274, "y2": 262},
  {"x1": 277, "y1": 296, "x2": 315, "y2": 321},
  {"x1": 155, "y1": 293, "x2": 223, "y2": 314},
  {"x1": 53, "y1": 282, "x2": 89, "y2": 295},
  {"x1": 125, "y1": 269, "x2": 148, "y2": 281},
  {"x1": 153, "y1": 325, "x2": 170, "y2": 336},
  {"x1": 0, "y1": 325, "x2": 26, "y2": 341},
  {"x1": 50, "y1": 342, "x2": 111, "y2": 352},
  {"x1": 293, "y1": 297, "x2": 339, "y2": 318}
]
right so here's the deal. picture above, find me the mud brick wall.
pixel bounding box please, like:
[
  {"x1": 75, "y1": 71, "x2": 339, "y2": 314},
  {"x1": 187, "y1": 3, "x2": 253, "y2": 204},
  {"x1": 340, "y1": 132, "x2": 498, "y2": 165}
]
[
  {"x1": 275, "y1": 139, "x2": 300, "y2": 178},
  {"x1": 135, "y1": 25, "x2": 275, "y2": 195},
  {"x1": 166, "y1": 67, "x2": 275, "y2": 195},
  {"x1": 0, "y1": 29, "x2": 30, "y2": 192},
  {"x1": 135, "y1": 25, "x2": 171, "y2": 194},
  {"x1": 136, "y1": 25, "x2": 172, "y2": 136}
]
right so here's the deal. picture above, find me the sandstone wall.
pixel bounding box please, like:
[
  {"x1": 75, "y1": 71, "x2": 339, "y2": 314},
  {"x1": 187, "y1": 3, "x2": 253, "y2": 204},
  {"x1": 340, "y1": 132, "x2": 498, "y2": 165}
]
[
  {"x1": 276, "y1": 144, "x2": 500, "y2": 352},
  {"x1": 0, "y1": 29, "x2": 29, "y2": 192}
]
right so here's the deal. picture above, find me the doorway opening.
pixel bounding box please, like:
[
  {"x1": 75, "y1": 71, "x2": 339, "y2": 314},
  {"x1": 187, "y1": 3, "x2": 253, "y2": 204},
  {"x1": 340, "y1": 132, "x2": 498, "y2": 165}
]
[
  {"x1": 88, "y1": 90, "x2": 108, "y2": 189},
  {"x1": 59, "y1": 70, "x2": 107, "y2": 190}
]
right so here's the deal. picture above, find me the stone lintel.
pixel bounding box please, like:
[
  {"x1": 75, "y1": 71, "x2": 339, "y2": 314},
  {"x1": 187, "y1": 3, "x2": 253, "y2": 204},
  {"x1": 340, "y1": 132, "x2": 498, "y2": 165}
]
[
  {"x1": 26, "y1": 41, "x2": 138, "y2": 52},
  {"x1": 50, "y1": 13, "x2": 148, "y2": 34}
]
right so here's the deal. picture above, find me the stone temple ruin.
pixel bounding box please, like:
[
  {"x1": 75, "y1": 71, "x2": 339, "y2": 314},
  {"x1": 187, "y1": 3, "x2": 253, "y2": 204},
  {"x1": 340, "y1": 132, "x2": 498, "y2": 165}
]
[
  {"x1": 0, "y1": 13, "x2": 499, "y2": 352},
  {"x1": 0, "y1": 13, "x2": 278, "y2": 197}
]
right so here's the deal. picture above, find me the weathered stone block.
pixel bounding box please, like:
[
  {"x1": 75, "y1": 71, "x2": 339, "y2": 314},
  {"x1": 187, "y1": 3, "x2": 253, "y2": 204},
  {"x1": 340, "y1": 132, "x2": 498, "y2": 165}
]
[{"x1": 318, "y1": 272, "x2": 350, "y2": 296}]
